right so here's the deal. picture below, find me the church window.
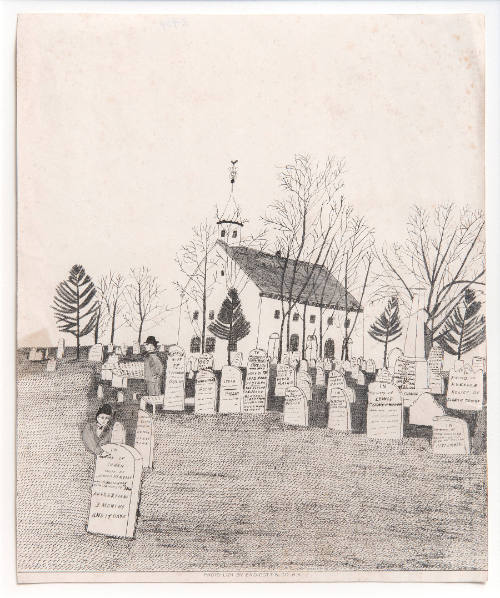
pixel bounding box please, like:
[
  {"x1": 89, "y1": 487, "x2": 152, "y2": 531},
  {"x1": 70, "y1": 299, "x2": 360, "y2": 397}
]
[
  {"x1": 274, "y1": 310, "x2": 280, "y2": 319},
  {"x1": 327, "y1": 316, "x2": 333, "y2": 326},
  {"x1": 220, "y1": 269, "x2": 225, "y2": 276},
  {"x1": 209, "y1": 310, "x2": 215, "y2": 320},
  {"x1": 221, "y1": 229, "x2": 226, "y2": 237},
  {"x1": 290, "y1": 334, "x2": 299, "y2": 352},
  {"x1": 190, "y1": 336, "x2": 201, "y2": 353},
  {"x1": 310, "y1": 315, "x2": 316, "y2": 324},
  {"x1": 293, "y1": 312, "x2": 299, "y2": 322},
  {"x1": 206, "y1": 337, "x2": 216, "y2": 353},
  {"x1": 232, "y1": 230, "x2": 237, "y2": 238},
  {"x1": 193, "y1": 310, "x2": 199, "y2": 321}
]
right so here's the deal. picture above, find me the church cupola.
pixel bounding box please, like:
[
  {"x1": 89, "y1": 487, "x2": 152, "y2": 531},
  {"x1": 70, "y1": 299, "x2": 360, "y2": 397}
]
[{"x1": 217, "y1": 160, "x2": 244, "y2": 247}]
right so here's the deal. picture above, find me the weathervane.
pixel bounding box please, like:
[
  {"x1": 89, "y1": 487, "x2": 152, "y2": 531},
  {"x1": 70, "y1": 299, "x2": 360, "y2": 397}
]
[{"x1": 229, "y1": 159, "x2": 238, "y2": 193}]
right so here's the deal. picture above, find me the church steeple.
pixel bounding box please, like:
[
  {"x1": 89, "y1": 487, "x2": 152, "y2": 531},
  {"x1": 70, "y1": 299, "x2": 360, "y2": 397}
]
[{"x1": 217, "y1": 160, "x2": 244, "y2": 246}]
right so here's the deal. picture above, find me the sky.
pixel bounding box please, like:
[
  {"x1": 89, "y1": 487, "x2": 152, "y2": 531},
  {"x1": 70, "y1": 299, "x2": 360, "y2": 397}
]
[{"x1": 16, "y1": 13, "x2": 484, "y2": 353}]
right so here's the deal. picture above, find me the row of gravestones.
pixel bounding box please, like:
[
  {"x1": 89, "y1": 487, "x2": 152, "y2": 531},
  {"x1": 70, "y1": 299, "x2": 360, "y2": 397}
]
[{"x1": 87, "y1": 408, "x2": 154, "y2": 540}]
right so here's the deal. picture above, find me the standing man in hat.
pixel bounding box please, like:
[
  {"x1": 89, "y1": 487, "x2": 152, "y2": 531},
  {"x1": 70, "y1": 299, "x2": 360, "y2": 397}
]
[{"x1": 144, "y1": 336, "x2": 164, "y2": 396}]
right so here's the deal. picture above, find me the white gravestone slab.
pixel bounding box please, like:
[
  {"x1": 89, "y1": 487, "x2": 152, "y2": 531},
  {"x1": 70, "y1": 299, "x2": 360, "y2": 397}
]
[
  {"x1": 366, "y1": 359, "x2": 376, "y2": 374},
  {"x1": 472, "y1": 356, "x2": 486, "y2": 372},
  {"x1": 114, "y1": 346, "x2": 123, "y2": 357},
  {"x1": 87, "y1": 444, "x2": 142, "y2": 539},
  {"x1": 101, "y1": 367, "x2": 113, "y2": 381},
  {"x1": 121, "y1": 344, "x2": 128, "y2": 356},
  {"x1": 46, "y1": 358, "x2": 57, "y2": 372},
  {"x1": 327, "y1": 387, "x2": 352, "y2": 432},
  {"x1": 409, "y1": 392, "x2": 446, "y2": 426},
  {"x1": 375, "y1": 368, "x2": 392, "y2": 383},
  {"x1": 111, "y1": 421, "x2": 126, "y2": 443},
  {"x1": 107, "y1": 343, "x2": 114, "y2": 353},
  {"x1": 308, "y1": 359, "x2": 316, "y2": 369},
  {"x1": 230, "y1": 351, "x2": 243, "y2": 367},
  {"x1": 283, "y1": 386, "x2": 309, "y2": 427},
  {"x1": 280, "y1": 352, "x2": 290, "y2": 366},
  {"x1": 387, "y1": 347, "x2": 403, "y2": 370},
  {"x1": 139, "y1": 397, "x2": 146, "y2": 410},
  {"x1": 56, "y1": 338, "x2": 65, "y2": 359},
  {"x1": 298, "y1": 360, "x2": 308, "y2": 373},
  {"x1": 446, "y1": 364, "x2": 484, "y2": 411},
  {"x1": 367, "y1": 382, "x2": 403, "y2": 440},
  {"x1": 274, "y1": 364, "x2": 296, "y2": 397},
  {"x1": 219, "y1": 366, "x2": 244, "y2": 413},
  {"x1": 97, "y1": 385, "x2": 104, "y2": 399},
  {"x1": 197, "y1": 353, "x2": 214, "y2": 371},
  {"x1": 132, "y1": 341, "x2": 141, "y2": 355},
  {"x1": 428, "y1": 345, "x2": 445, "y2": 394},
  {"x1": 296, "y1": 371, "x2": 312, "y2": 402},
  {"x1": 357, "y1": 371, "x2": 366, "y2": 386},
  {"x1": 112, "y1": 372, "x2": 128, "y2": 389},
  {"x1": 432, "y1": 416, "x2": 470, "y2": 455},
  {"x1": 195, "y1": 370, "x2": 217, "y2": 415},
  {"x1": 327, "y1": 370, "x2": 347, "y2": 391},
  {"x1": 243, "y1": 349, "x2": 270, "y2": 414},
  {"x1": 324, "y1": 359, "x2": 333, "y2": 371},
  {"x1": 315, "y1": 365, "x2": 326, "y2": 387},
  {"x1": 163, "y1": 346, "x2": 186, "y2": 411},
  {"x1": 134, "y1": 410, "x2": 154, "y2": 468},
  {"x1": 88, "y1": 344, "x2": 104, "y2": 362},
  {"x1": 116, "y1": 391, "x2": 125, "y2": 403}
]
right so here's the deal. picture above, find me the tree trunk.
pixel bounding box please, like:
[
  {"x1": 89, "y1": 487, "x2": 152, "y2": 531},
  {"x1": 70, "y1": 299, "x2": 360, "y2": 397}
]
[
  {"x1": 277, "y1": 315, "x2": 286, "y2": 362},
  {"x1": 319, "y1": 306, "x2": 323, "y2": 358},
  {"x1": 138, "y1": 320, "x2": 143, "y2": 344},
  {"x1": 110, "y1": 301, "x2": 117, "y2": 344},
  {"x1": 424, "y1": 323, "x2": 433, "y2": 359},
  {"x1": 76, "y1": 281, "x2": 80, "y2": 360},
  {"x1": 383, "y1": 327, "x2": 389, "y2": 368},
  {"x1": 286, "y1": 308, "x2": 292, "y2": 352},
  {"x1": 201, "y1": 253, "x2": 207, "y2": 353},
  {"x1": 94, "y1": 308, "x2": 100, "y2": 344},
  {"x1": 302, "y1": 303, "x2": 307, "y2": 360}
]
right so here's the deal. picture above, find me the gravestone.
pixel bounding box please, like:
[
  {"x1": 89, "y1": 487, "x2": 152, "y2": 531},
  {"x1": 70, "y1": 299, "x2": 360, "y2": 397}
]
[
  {"x1": 298, "y1": 360, "x2": 308, "y2": 373},
  {"x1": 308, "y1": 359, "x2": 316, "y2": 370},
  {"x1": 97, "y1": 384, "x2": 104, "y2": 399},
  {"x1": 367, "y1": 381, "x2": 403, "y2": 440},
  {"x1": 87, "y1": 444, "x2": 142, "y2": 538},
  {"x1": 101, "y1": 366, "x2": 113, "y2": 381},
  {"x1": 315, "y1": 364, "x2": 326, "y2": 387},
  {"x1": 280, "y1": 352, "x2": 290, "y2": 366},
  {"x1": 121, "y1": 344, "x2": 128, "y2": 357},
  {"x1": 327, "y1": 387, "x2": 351, "y2": 432},
  {"x1": 375, "y1": 368, "x2": 392, "y2": 383},
  {"x1": 46, "y1": 358, "x2": 57, "y2": 372},
  {"x1": 243, "y1": 349, "x2": 270, "y2": 414},
  {"x1": 134, "y1": 410, "x2": 154, "y2": 468},
  {"x1": 139, "y1": 397, "x2": 146, "y2": 410},
  {"x1": 342, "y1": 360, "x2": 352, "y2": 372},
  {"x1": 274, "y1": 364, "x2": 296, "y2": 397},
  {"x1": 409, "y1": 392, "x2": 446, "y2": 426},
  {"x1": 107, "y1": 354, "x2": 119, "y2": 368},
  {"x1": 296, "y1": 371, "x2": 312, "y2": 402},
  {"x1": 112, "y1": 372, "x2": 128, "y2": 389},
  {"x1": 356, "y1": 371, "x2": 366, "y2": 386},
  {"x1": 327, "y1": 370, "x2": 347, "y2": 391},
  {"x1": 366, "y1": 359, "x2": 376, "y2": 374},
  {"x1": 56, "y1": 338, "x2": 65, "y2": 359},
  {"x1": 428, "y1": 345, "x2": 445, "y2": 394},
  {"x1": 110, "y1": 421, "x2": 126, "y2": 444},
  {"x1": 107, "y1": 343, "x2": 114, "y2": 353},
  {"x1": 472, "y1": 356, "x2": 486, "y2": 372},
  {"x1": 219, "y1": 365, "x2": 244, "y2": 413},
  {"x1": 393, "y1": 357, "x2": 418, "y2": 389},
  {"x1": 194, "y1": 369, "x2": 217, "y2": 415},
  {"x1": 387, "y1": 347, "x2": 403, "y2": 371},
  {"x1": 114, "y1": 346, "x2": 123, "y2": 357},
  {"x1": 361, "y1": 359, "x2": 367, "y2": 371},
  {"x1": 163, "y1": 345, "x2": 186, "y2": 411},
  {"x1": 447, "y1": 363, "x2": 484, "y2": 411},
  {"x1": 197, "y1": 353, "x2": 214, "y2": 371},
  {"x1": 283, "y1": 386, "x2": 309, "y2": 426},
  {"x1": 132, "y1": 392, "x2": 138, "y2": 402},
  {"x1": 88, "y1": 343, "x2": 104, "y2": 362},
  {"x1": 324, "y1": 359, "x2": 333, "y2": 372},
  {"x1": 432, "y1": 416, "x2": 470, "y2": 455},
  {"x1": 132, "y1": 341, "x2": 141, "y2": 355},
  {"x1": 116, "y1": 391, "x2": 125, "y2": 403},
  {"x1": 230, "y1": 351, "x2": 243, "y2": 367}
]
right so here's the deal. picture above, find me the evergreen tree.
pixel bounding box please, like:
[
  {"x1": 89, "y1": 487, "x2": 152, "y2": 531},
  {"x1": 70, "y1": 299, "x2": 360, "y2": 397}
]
[
  {"x1": 368, "y1": 296, "x2": 402, "y2": 367},
  {"x1": 208, "y1": 287, "x2": 250, "y2": 364},
  {"x1": 52, "y1": 265, "x2": 98, "y2": 359},
  {"x1": 438, "y1": 289, "x2": 485, "y2": 359}
]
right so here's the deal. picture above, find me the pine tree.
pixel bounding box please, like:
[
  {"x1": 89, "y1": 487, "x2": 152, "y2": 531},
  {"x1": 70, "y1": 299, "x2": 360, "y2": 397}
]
[
  {"x1": 368, "y1": 296, "x2": 402, "y2": 367},
  {"x1": 208, "y1": 287, "x2": 250, "y2": 364},
  {"x1": 438, "y1": 289, "x2": 485, "y2": 359},
  {"x1": 52, "y1": 265, "x2": 99, "y2": 360}
]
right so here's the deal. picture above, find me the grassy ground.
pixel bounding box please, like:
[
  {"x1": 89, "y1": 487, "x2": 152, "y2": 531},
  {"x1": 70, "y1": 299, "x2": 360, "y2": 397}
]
[{"x1": 16, "y1": 351, "x2": 487, "y2": 573}]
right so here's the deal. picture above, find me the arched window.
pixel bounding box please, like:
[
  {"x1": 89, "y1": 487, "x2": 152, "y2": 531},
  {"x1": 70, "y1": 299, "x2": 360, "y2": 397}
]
[
  {"x1": 324, "y1": 338, "x2": 335, "y2": 359},
  {"x1": 232, "y1": 230, "x2": 237, "y2": 238},
  {"x1": 221, "y1": 229, "x2": 226, "y2": 238},
  {"x1": 293, "y1": 312, "x2": 299, "y2": 322},
  {"x1": 290, "y1": 333, "x2": 299, "y2": 352},
  {"x1": 206, "y1": 337, "x2": 216, "y2": 353},
  {"x1": 190, "y1": 336, "x2": 201, "y2": 353},
  {"x1": 192, "y1": 310, "x2": 199, "y2": 321}
]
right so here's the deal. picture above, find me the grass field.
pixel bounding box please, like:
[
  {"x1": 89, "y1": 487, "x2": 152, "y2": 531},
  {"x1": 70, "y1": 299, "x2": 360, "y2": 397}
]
[{"x1": 16, "y1": 351, "x2": 487, "y2": 573}]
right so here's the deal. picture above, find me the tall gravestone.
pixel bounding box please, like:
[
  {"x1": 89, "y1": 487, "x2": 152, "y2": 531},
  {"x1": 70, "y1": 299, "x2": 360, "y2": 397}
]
[
  {"x1": 375, "y1": 368, "x2": 392, "y2": 383},
  {"x1": 230, "y1": 351, "x2": 243, "y2": 367},
  {"x1": 111, "y1": 421, "x2": 126, "y2": 443},
  {"x1": 56, "y1": 338, "x2": 65, "y2": 359},
  {"x1": 472, "y1": 356, "x2": 486, "y2": 372},
  {"x1": 195, "y1": 369, "x2": 217, "y2": 414},
  {"x1": 134, "y1": 410, "x2": 154, "y2": 468},
  {"x1": 296, "y1": 371, "x2": 312, "y2": 403},
  {"x1": 97, "y1": 384, "x2": 104, "y2": 399},
  {"x1": 88, "y1": 343, "x2": 104, "y2": 362},
  {"x1": 366, "y1": 359, "x2": 376, "y2": 374},
  {"x1": 432, "y1": 416, "x2": 470, "y2": 455},
  {"x1": 274, "y1": 364, "x2": 296, "y2": 397},
  {"x1": 112, "y1": 372, "x2": 128, "y2": 389},
  {"x1": 283, "y1": 386, "x2": 309, "y2": 426},
  {"x1": 446, "y1": 362, "x2": 484, "y2": 411},
  {"x1": 87, "y1": 444, "x2": 142, "y2": 538},
  {"x1": 163, "y1": 345, "x2": 186, "y2": 411},
  {"x1": 387, "y1": 347, "x2": 403, "y2": 371},
  {"x1": 219, "y1": 365, "x2": 244, "y2": 413},
  {"x1": 427, "y1": 345, "x2": 445, "y2": 394},
  {"x1": 198, "y1": 353, "x2": 214, "y2": 371},
  {"x1": 132, "y1": 341, "x2": 141, "y2": 355},
  {"x1": 114, "y1": 346, "x2": 123, "y2": 357},
  {"x1": 367, "y1": 381, "x2": 403, "y2": 440},
  {"x1": 324, "y1": 359, "x2": 333, "y2": 372},
  {"x1": 243, "y1": 349, "x2": 270, "y2": 414},
  {"x1": 327, "y1": 387, "x2": 351, "y2": 432},
  {"x1": 409, "y1": 392, "x2": 445, "y2": 426},
  {"x1": 46, "y1": 358, "x2": 57, "y2": 372}
]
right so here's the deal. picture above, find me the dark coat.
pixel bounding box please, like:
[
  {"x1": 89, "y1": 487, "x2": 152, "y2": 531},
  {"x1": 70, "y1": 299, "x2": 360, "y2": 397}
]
[
  {"x1": 82, "y1": 421, "x2": 112, "y2": 456},
  {"x1": 144, "y1": 351, "x2": 164, "y2": 395}
]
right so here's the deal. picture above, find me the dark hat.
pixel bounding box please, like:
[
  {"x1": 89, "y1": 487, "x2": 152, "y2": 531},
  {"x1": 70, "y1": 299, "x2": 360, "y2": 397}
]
[
  {"x1": 96, "y1": 404, "x2": 113, "y2": 418},
  {"x1": 145, "y1": 336, "x2": 158, "y2": 347}
]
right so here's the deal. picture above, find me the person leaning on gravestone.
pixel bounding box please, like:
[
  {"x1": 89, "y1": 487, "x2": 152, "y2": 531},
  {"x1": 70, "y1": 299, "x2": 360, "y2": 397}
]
[
  {"x1": 81, "y1": 404, "x2": 113, "y2": 457},
  {"x1": 143, "y1": 335, "x2": 165, "y2": 396}
]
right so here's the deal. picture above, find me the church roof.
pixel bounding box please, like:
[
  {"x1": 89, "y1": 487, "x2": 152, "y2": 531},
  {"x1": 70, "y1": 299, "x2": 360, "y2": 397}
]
[{"x1": 219, "y1": 241, "x2": 362, "y2": 311}]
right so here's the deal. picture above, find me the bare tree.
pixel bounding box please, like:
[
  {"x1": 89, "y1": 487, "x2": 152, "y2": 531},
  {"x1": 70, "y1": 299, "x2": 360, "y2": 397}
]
[
  {"x1": 95, "y1": 272, "x2": 127, "y2": 344},
  {"x1": 263, "y1": 154, "x2": 346, "y2": 360},
  {"x1": 373, "y1": 204, "x2": 485, "y2": 357},
  {"x1": 174, "y1": 221, "x2": 219, "y2": 353},
  {"x1": 124, "y1": 267, "x2": 166, "y2": 344}
]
